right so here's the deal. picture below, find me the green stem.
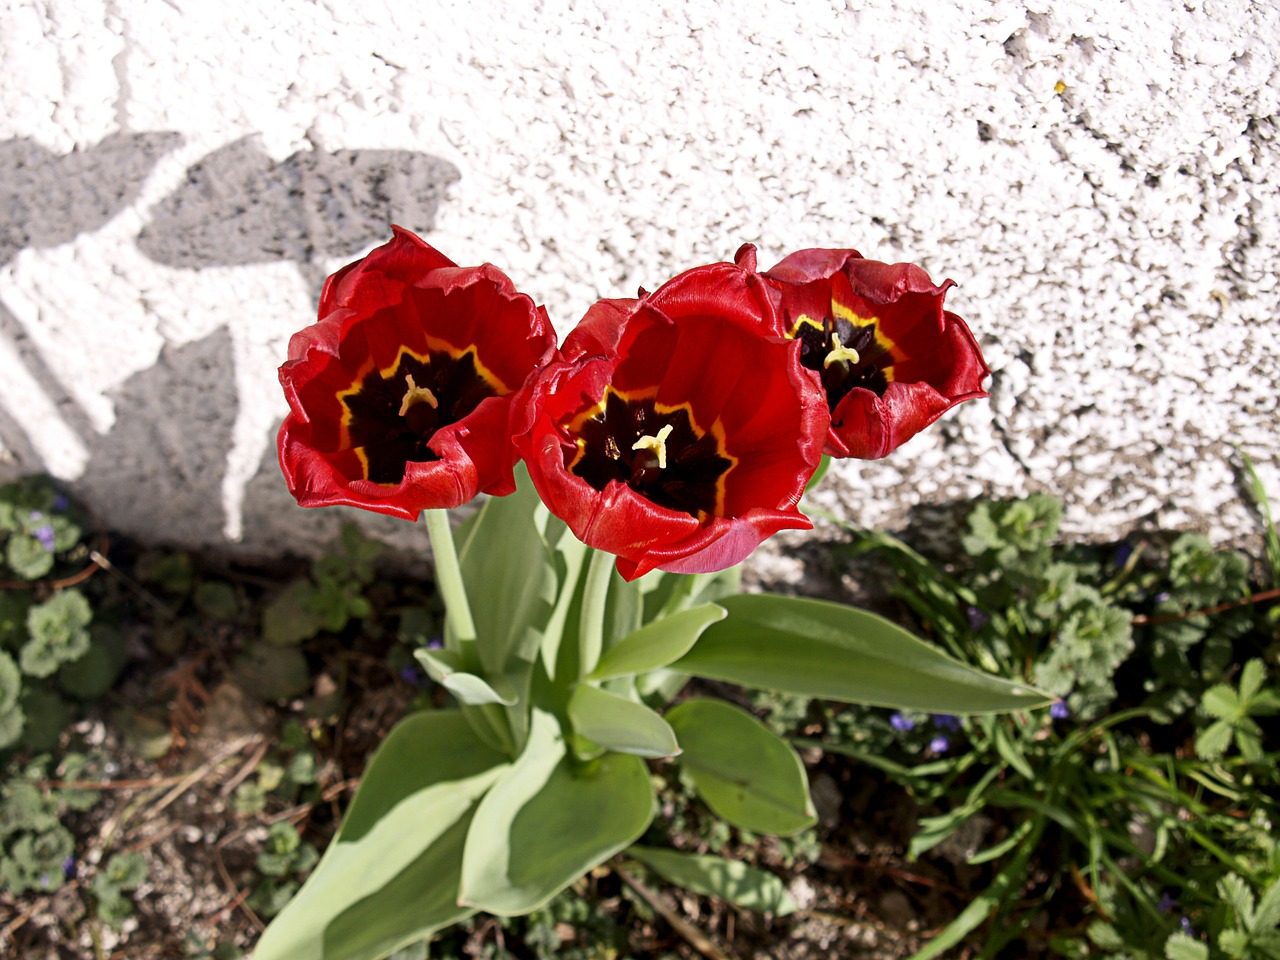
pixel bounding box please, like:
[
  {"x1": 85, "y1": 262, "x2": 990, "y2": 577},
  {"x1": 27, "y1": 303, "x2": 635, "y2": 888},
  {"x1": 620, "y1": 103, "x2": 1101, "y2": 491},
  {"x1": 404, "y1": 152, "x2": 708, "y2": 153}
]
[
  {"x1": 578, "y1": 548, "x2": 614, "y2": 677},
  {"x1": 423, "y1": 509, "x2": 476, "y2": 645}
]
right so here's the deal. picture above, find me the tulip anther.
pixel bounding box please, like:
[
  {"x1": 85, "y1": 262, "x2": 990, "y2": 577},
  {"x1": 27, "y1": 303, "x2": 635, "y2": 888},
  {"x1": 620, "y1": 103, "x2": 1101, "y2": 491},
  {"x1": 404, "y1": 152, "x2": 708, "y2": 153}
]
[
  {"x1": 823, "y1": 335, "x2": 861, "y2": 369},
  {"x1": 398, "y1": 373, "x2": 439, "y2": 416},
  {"x1": 632, "y1": 423, "x2": 674, "y2": 470}
]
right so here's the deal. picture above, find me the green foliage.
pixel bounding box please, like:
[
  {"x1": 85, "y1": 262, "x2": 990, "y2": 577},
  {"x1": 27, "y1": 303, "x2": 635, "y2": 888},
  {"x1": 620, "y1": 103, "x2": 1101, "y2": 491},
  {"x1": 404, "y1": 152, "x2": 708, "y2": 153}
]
[
  {"x1": 0, "y1": 477, "x2": 114, "y2": 750},
  {"x1": 1034, "y1": 580, "x2": 1133, "y2": 717},
  {"x1": 0, "y1": 651, "x2": 23, "y2": 748},
  {"x1": 1196, "y1": 660, "x2": 1280, "y2": 761},
  {"x1": 21, "y1": 589, "x2": 92, "y2": 678},
  {"x1": 195, "y1": 580, "x2": 243, "y2": 621},
  {"x1": 234, "y1": 643, "x2": 311, "y2": 702},
  {"x1": 91, "y1": 851, "x2": 149, "y2": 927},
  {"x1": 136, "y1": 549, "x2": 196, "y2": 597},
  {"x1": 249, "y1": 822, "x2": 320, "y2": 919},
  {"x1": 0, "y1": 476, "x2": 84, "y2": 582},
  {"x1": 0, "y1": 754, "x2": 102, "y2": 896},
  {"x1": 234, "y1": 719, "x2": 323, "y2": 814},
  {"x1": 261, "y1": 523, "x2": 381, "y2": 646},
  {"x1": 666, "y1": 699, "x2": 815, "y2": 837},
  {"x1": 825, "y1": 492, "x2": 1280, "y2": 959},
  {"x1": 628, "y1": 845, "x2": 797, "y2": 915},
  {"x1": 58, "y1": 623, "x2": 128, "y2": 700},
  {"x1": 672, "y1": 594, "x2": 1048, "y2": 713}
]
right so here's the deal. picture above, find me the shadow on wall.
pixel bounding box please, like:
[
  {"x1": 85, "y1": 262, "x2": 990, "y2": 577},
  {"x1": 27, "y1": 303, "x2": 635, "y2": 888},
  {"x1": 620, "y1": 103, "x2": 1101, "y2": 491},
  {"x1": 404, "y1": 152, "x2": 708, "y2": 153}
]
[
  {"x1": 0, "y1": 132, "x2": 185, "y2": 265},
  {"x1": 67, "y1": 326, "x2": 414, "y2": 560},
  {"x1": 137, "y1": 136, "x2": 461, "y2": 295},
  {"x1": 0, "y1": 133, "x2": 461, "y2": 556}
]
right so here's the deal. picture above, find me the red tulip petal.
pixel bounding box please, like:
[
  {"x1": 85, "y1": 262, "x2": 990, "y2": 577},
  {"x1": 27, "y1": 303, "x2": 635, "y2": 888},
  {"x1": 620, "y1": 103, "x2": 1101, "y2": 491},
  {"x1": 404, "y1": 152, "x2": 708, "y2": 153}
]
[
  {"x1": 514, "y1": 253, "x2": 825, "y2": 581},
  {"x1": 763, "y1": 248, "x2": 989, "y2": 459},
  {"x1": 279, "y1": 228, "x2": 556, "y2": 519}
]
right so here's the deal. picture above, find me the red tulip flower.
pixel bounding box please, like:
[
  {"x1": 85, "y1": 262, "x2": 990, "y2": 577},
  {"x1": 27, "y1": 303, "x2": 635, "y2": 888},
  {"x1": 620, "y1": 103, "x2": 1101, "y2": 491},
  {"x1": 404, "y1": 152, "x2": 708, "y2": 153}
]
[
  {"x1": 761, "y1": 248, "x2": 989, "y2": 460},
  {"x1": 278, "y1": 227, "x2": 555, "y2": 519},
  {"x1": 514, "y1": 258, "x2": 828, "y2": 581}
]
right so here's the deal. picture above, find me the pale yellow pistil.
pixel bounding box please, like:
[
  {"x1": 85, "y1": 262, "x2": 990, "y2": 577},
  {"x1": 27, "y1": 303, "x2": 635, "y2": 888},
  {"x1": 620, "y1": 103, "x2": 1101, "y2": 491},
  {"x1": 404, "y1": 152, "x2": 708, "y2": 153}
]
[
  {"x1": 632, "y1": 423, "x2": 674, "y2": 470},
  {"x1": 398, "y1": 373, "x2": 439, "y2": 416},
  {"x1": 823, "y1": 335, "x2": 861, "y2": 369}
]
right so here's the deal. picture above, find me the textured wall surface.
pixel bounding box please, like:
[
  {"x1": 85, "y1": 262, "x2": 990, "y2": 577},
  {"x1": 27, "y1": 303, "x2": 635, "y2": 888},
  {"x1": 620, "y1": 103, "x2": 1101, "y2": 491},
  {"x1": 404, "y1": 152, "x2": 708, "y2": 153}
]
[{"x1": 1, "y1": 0, "x2": 1277, "y2": 564}]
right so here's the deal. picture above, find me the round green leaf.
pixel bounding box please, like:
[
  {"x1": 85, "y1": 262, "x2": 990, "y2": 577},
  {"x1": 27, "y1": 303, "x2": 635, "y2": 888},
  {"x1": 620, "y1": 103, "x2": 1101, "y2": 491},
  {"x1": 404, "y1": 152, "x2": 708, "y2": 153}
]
[
  {"x1": 0, "y1": 704, "x2": 25, "y2": 749},
  {"x1": 666, "y1": 698, "x2": 815, "y2": 836},
  {"x1": 0, "y1": 651, "x2": 20, "y2": 711},
  {"x1": 59, "y1": 625, "x2": 128, "y2": 700},
  {"x1": 6, "y1": 534, "x2": 53, "y2": 580}
]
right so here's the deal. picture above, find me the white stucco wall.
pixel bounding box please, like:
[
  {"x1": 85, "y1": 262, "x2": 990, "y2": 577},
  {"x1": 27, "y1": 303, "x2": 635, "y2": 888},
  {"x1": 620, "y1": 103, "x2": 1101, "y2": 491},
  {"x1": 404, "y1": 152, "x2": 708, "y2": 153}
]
[{"x1": 1, "y1": 0, "x2": 1277, "y2": 561}]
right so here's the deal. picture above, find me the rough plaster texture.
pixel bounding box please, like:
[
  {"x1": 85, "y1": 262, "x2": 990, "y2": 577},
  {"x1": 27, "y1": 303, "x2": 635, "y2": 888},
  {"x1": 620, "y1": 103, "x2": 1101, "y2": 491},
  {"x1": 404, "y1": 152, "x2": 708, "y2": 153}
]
[{"x1": 0, "y1": 0, "x2": 1277, "y2": 567}]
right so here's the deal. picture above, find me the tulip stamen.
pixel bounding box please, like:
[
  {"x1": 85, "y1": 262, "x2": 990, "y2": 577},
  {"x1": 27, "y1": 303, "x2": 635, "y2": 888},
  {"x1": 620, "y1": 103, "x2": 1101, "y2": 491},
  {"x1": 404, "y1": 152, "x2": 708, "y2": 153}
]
[
  {"x1": 398, "y1": 373, "x2": 439, "y2": 416},
  {"x1": 632, "y1": 423, "x2": 674, "y2": 470},
  {"x1": 823, "y1": 335, "x2": 861, "y2": 369}
]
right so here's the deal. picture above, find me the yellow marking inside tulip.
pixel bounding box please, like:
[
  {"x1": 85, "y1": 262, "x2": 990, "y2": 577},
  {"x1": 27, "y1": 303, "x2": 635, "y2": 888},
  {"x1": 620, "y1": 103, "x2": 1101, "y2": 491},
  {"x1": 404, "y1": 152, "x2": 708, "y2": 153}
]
[
  {"x1": 336, "y1": 358, "x2": 378, "y2": 452},
  {"x1": 563, "y1": 386, "x2": 737, "y2": 518},
  {"x1": 632, "y1": 423, "x2": 674, "y2": 469},
  {"x1": 790, "y1": 309, "x2": 902, "y2": 379},
  {"x1": 389, "y1": 339, "x2": 513, "y2": 395},
  {"x1": 398, "y1": 373, "x2": 438, "y2": 415}
]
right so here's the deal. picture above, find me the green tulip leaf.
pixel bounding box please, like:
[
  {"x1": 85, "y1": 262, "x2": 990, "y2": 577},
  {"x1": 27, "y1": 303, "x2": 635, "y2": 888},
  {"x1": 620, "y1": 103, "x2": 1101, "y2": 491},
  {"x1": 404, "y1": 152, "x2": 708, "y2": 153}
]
[
  {"x1": 629, "y1": 846, "x2": 797, "y2": 915},
  {"x1": 674, "y1": 594, "x2": 1051, "y2": 712},
  {"x1": 666, "y1": 698, "x2": 815, "y2": 836},
  {"x1": 591, "y1": 603, "x2": 727, "y2": 681},
  {"x1": 639, "y1": 566, "x2": 742, "y2": 624},
  {"x1": 539, "y1": 529, "x2": 587, "y2": 680},
  {"x1": 453, "y1": 465, "x2": 557, "y2": 676},
  {"x1": 568, "y1": 683, "x2": 681, "y2": 758},
  {"x1": 253, "y1": 711, "x2": 508, "y2": 960},
  {"x1": 459, "y1": 708, "x2": 655, "y2": 915},
  {"x1": 415, "y1": 649, "x2": 518, "y2": 706}
]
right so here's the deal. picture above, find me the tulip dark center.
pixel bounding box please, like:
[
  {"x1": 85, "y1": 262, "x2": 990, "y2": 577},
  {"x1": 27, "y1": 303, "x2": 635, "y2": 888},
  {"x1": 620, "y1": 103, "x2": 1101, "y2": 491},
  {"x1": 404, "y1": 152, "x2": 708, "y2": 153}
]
[
  {"x1": 791, "y1": 314, "x2": 893, "y2": 412},
  {"x1": 340, "y1": 346, "x2": 503, "y2": 484},
  {"x1": 565, "y1": 389, "x2": 735, "y2": 519}
]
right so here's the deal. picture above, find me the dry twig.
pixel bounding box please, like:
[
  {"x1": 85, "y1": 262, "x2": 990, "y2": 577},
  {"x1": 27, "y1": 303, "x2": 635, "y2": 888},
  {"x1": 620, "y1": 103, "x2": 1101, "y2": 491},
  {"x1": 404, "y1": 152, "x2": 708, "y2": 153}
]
[{"x1": 617, "y1": 867, "x2": 733, "y2": 960}]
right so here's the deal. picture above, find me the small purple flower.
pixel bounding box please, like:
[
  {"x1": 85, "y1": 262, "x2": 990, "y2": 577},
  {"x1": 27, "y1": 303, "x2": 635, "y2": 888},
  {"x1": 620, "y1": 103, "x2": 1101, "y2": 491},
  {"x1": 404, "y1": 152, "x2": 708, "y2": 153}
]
[
  {"x1": 1112, "y1": 543, "x2": 1133, "y2": 568},
  {"x1": 1157, "y1": 891, "x2": 1177, "y2": 913},
  {"x1": 34, "y1": 525, "x2": 56, "y2": 552},
  {"x1": 1050, "y1": 700, "x2": 1070, "y2": 720},
  {"x1": 426, "y1": 634, "x2": 444, "y2": 650},
  {"x1": 1180, "y1": 916, "x2": 1194, "y2": 935},
  {"x1": 398, "y1": 665, "x2": 424, "y2": 686},
  {"x1": 889, "y1": 712, "x2": 914, "y2": 732},
  {"x1": 51, "y1": 494, "x2": 69, "y2": 511},
  {"x1": 965, "y1": 606, "x2": 989, "y2": 631},
  {"x1": 1154, "y1": 591, "x2": 1172, "y2": 604},
  {"x1": 62, "y1": 856, "x2": 77, "y2": 879},
  {"x1": 932, "y1": 714, "x2": 961, "y2": 731},
  {"x1": 928, "y1": 736, "x2": 950, "y2": 753}
]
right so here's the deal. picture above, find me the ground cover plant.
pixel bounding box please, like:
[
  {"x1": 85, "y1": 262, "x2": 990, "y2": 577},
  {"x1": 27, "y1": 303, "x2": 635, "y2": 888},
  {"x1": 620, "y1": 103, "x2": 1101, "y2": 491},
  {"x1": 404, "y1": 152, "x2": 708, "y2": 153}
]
[{"x1": 762, "y1": 484, "x2": 1280, "y2": 958}]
